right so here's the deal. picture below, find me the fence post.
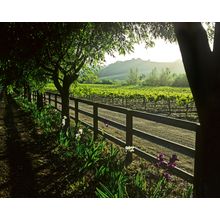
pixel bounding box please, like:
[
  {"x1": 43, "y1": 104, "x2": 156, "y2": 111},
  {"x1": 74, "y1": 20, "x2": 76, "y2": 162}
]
[
  {"x1": 93, "y1": 103, "x2": 98, "y2": 140},
  {"x1": 55, "y1": 94, "x2": 57, "y2": 109},
  {"x1": 75, "y1": 99, "x2": 79, "y2": 126},
  {"x1": 168, "y1": 99, "x2": 171, "y2": 115},
  {"x1": 48, "y1": 93, "x2": 51, "y2": 104},
  {"x1": 125, "y1": 110, "x2": 133, "y2": 166}
]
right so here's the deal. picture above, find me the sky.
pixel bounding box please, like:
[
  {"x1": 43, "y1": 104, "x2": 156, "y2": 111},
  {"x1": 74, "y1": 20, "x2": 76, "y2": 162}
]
[{"x1": 104, "y1": 39, "x2": 182, "y2": 65}]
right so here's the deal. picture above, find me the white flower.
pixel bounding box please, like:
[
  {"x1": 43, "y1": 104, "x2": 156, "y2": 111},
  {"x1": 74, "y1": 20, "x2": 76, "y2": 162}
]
[
  {"x1": 78, "y1": 128, "x2": 83, "y2": 135},
  {"x1": 62, "y1": 116, "x2": 67, "y2": 127},
  {"x1": 75, "y1": 133, "x2": 81, "y2": 140},
  {"x1": 62, "y1": 119, "x2": 65, "y2": 127},
  {"x1": 125, "y1": 146, "x2": 135, "y2": 153}
]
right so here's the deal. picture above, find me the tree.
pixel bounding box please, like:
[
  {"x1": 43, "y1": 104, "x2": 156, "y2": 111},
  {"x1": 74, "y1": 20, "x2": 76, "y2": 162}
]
[
  {"x1": 0, "y1": 23, "x2": 48, "y2": 102},
  {"x1": 159, "y1": 68, "x2": 172, "y2": 86},
  {"x1": 137, "y1": 22, "x2": 220, "y2": 197},
  {"x1": 127, "y1": 68, "x2": 139, "y2": 85},
  {"x1": 35, "y1": 23, "x2": 154, "y2": 130},
  {"x1": 0, "y1": 22, "x2": 155, "y2": 130},
  {"x1": 172, "y1": 74, "x2": 189, "y2": 87},
  {"x1": 142, "y1": 67, "x2": 159, "y2": 86},
  {"x1": 77, "y1": 64, "x2": 100, "y2": 84},
  {"x1": 174, "y1": 22, "x2": 220, "y2": 197}
]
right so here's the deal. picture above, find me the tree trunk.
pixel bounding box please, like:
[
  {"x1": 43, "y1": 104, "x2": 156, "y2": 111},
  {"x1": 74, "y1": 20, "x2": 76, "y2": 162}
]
[
  {"x1": 198, "y1": 99, "x2": 220, "y2": 197},
  {"x1": 37, "y1": 91, "x2": 43, "y2": 109},
  {"x1": 174, "y1": 22, "x2": 220, "y2": 197},
  {"x1": 61, "y1": 87, "x2": 70, "y2": 131},
  {"x1": 51, "y1": 67, "x2": 79, "y2": 132}
]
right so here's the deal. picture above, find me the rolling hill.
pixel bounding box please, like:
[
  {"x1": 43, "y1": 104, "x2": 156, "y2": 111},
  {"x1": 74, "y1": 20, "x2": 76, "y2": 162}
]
[{"x1": 99, "y1": 58, "x2": 185, "y2": 80}]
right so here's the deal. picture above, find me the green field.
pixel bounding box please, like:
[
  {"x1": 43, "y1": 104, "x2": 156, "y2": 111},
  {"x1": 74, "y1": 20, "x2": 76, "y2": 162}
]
[{"x1": 46, "y1": 83, "x2": 194, "y2": 106}]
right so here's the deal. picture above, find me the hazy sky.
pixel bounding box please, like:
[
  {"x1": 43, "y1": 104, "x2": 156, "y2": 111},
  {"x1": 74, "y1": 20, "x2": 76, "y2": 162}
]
[{"x1": 104, "y1": 39, "x2": 182, "y2": 65}]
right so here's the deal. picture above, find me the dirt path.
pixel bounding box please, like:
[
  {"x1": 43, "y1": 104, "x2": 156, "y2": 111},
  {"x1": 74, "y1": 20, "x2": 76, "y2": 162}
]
[{"x1": 0, "y1": 95, "x2": 63, "y2": 198}]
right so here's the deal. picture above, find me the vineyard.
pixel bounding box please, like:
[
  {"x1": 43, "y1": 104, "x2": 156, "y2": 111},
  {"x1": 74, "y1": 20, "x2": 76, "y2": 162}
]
[{"x1": 47, "y1": 83, "x2": 198, "y2": 121}]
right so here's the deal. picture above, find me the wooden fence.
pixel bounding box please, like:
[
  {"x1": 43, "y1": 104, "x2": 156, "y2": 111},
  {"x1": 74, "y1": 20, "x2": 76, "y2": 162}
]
[{"x1": 32, "y1": 91, "x2": 200, "y2": 183}]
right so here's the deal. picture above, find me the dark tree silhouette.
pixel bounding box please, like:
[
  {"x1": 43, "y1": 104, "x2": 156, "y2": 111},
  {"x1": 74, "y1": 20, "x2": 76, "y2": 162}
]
[{"x1": 174, "y1": 22, "x2": 220, "y2": 197}]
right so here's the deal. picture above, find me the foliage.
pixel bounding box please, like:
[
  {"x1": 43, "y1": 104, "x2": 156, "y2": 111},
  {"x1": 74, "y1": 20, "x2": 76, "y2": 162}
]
[
  {"x1": 142, "y1": 67, "x2": 159, "y2": 86},
  {"x1": 96, "y1": 79, "x2": 114, "y2": 84},
  {"x1": 15, "y1": 96, "x2": 61, "y2": 135},
  {"x1": 35, "y1": 23, "x2": 157, "y2": 92},
  {"x1": 49, "y1": 120, "x2": 193, "y2": 197},
  {"x1": 172, "y1": 73, "x2": 189, "y2": 87},
  {"x1": 159, "y1": 68, "x2": 173, "y2": 86},
  {"x1": 0, "y1": 22, "x2": 179, "y2": 131},
  {"x1": 140, "y1": 67, "x2": 189, "y2": 87},
  {"x1": 126, "y1": 68, "x2": 140, "y2": 85},
  {"x1": 77, "y1": 64, "x2": 100, "y2": 84}
]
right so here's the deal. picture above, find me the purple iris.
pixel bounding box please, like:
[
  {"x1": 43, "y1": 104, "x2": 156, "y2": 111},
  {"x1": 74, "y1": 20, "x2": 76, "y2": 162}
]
[
  {"x1": 156, "y1": 153, "x2": 165, "y2": 167},
  {"x1": 158, "y1": 153, "x2": 165, "y2": 161},
  {"x1": 167, "y1": 154, "x2": 179, "y2": 168}
]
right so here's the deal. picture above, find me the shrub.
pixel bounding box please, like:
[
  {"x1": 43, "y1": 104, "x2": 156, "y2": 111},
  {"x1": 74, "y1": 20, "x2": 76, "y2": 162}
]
[{"x1": 15, "y1": 96, "x2": 61, "y2": 135}]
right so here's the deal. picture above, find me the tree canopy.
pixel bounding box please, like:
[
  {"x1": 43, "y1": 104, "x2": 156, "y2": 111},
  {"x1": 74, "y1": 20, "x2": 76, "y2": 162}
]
[{"x1": 1, "y1": 22, "x2": 166, "y2": 128}]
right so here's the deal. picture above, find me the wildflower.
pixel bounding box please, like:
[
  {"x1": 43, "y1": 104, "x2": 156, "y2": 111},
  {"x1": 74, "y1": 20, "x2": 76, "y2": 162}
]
[
  {"x1": 167, "y1": 154, "x2": 179, "y2": 168},
  {"x1": 75, "y1": 133, "x2": 81, "y2": 140},
  {"x1": 125, "y1": 146, "x2": 135, "y2": 153},
  {"x1": 163, "y1": 172, "x2": 171, "y2": 181},
  {"x1": 158, "y1": 153, "x2": 165, "y2": 162},
  {"x1": 78, "y1": 128, "x2": 83, "y2": 135},
  {"x1": 62, "y1": 116, "x2": 67, "y2": 127},
  {"x1": 156, "y1": 153, "x2": 165, "y2": 167}
]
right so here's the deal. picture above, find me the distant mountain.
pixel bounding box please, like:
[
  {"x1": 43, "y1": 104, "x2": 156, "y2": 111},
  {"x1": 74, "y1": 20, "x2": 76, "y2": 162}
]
[{"x1": 99, "y1": 58, "x2": 185, "y2": 80}]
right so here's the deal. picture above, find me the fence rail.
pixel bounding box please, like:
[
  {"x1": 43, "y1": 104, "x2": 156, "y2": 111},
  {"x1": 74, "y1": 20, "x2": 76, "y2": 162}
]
[{"x1": 32, "y1": 91, "x2": 199, "y2": 184}]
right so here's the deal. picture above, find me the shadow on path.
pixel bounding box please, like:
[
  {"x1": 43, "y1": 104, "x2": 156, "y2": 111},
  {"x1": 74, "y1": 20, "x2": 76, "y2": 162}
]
[{"x1": 4, "y1": 95, "x2": 38, "y2": 197}]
